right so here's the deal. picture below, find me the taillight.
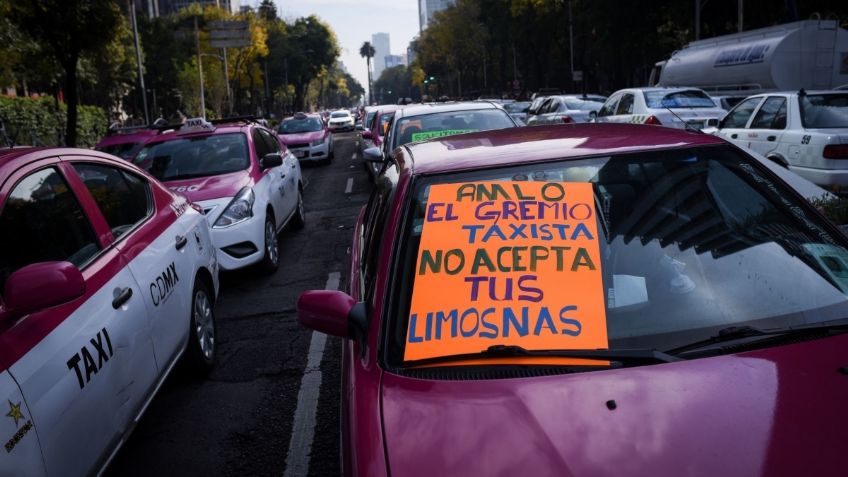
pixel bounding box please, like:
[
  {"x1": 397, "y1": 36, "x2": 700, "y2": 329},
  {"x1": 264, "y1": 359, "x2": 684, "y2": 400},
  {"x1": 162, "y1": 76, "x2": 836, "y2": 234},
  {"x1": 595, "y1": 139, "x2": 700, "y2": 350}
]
[
  {"x1": 644, "y1": 116, "x2": 662, "y2": 125},
  {"x1": 823, "y1": 144, "x2": 848, "y2": 159},
  {"x1": 561, "y1": 116, "x2": 574, "y2": 124}
]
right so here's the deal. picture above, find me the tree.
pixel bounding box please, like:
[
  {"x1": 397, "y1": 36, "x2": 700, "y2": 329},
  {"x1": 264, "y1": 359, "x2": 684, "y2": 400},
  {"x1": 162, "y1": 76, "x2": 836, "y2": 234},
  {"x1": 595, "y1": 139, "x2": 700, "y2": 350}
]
[
  {"x1": 258, "y1": 0, "x2": 277, "y2": 21},
  {"x1": 7, "y1": 0, "x2": 122, "y2": 146},
  {"x1": 285, "y1": 16, "x2": 339, "y2": 111},
  {"x1": 359, "y1": 41, "x2": 375, "y2": 104}
]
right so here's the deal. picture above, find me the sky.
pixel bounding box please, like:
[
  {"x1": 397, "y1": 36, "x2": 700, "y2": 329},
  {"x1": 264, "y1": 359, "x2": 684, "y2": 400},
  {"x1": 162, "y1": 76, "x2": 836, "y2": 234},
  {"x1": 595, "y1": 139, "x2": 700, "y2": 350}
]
[{"x1": 253, "y1": 0, "x2": 420, "y2": 96}]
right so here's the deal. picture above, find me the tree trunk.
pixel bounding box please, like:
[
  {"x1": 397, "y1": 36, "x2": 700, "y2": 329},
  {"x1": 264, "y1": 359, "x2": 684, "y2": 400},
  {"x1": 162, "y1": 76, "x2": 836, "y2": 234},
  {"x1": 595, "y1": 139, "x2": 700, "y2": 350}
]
[{"x1": 64, "y1": 55, "x2": 79, "y2": 147}]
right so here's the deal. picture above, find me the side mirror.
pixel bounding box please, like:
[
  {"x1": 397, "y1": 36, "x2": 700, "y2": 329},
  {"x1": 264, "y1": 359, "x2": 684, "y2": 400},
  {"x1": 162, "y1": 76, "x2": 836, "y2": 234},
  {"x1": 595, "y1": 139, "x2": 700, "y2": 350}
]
[
  {"x1": 706, "y1": 118, "x2": 719, "y2": 127},
  {"x1": 717, "y1": 115, "x2": 728, "y2": 129},
  {"x1": 361, "y1": 129, "x2": 373, "y2": 139},
  {"x1": 297, "y1": 290, "x2": 363, "y2": 338},
  {"x1": 362, "y1": 147, "x2": 384, "y2": 163},
  {"x1": 1, "y1": 261, "x2": 85, "y2": 324},
  {"x1": 260, "y1": 152, "x2": 283, "y2": 170}
]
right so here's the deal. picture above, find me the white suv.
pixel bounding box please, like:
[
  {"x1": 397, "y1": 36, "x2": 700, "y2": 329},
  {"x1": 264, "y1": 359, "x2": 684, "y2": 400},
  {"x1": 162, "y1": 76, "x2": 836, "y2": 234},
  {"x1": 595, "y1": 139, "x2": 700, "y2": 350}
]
[{"x1": 714, "y1": 90, "x2": 848, "y2": 188}]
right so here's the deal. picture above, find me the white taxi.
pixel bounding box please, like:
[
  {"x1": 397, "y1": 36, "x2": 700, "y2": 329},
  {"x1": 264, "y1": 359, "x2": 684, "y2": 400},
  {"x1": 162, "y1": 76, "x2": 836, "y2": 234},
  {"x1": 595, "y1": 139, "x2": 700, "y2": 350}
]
[
  {"x1": 593, "y1": 87, "x2": 726, "y2": 131},
  {"x1": 713, "y1": 90, "x2": 848, "y2": 188},
  {"x1": 0, "y1": 147, "x2": 219, "y2": 476},
  {"x1": 327, "y1": 110, "x2": 355, "y2": 132},
  {"x1": 133, "y1": 117, "x2": 305, "y2": 274}
]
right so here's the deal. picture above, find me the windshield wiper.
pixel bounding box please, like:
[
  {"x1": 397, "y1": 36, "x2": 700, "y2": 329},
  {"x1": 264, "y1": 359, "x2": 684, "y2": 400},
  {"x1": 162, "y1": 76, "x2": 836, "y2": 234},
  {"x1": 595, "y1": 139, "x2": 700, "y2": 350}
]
[
  {"x1": 665, "y1": 322, "x2": 848, "y2": 357},
  {"x1": 404, "y1": 344, "x2": 681, "y2": 369}
]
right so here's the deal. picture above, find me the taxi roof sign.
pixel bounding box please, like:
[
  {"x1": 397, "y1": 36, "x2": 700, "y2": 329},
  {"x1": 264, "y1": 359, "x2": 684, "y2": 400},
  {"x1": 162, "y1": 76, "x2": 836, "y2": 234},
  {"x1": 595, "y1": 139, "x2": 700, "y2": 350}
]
[{"x1": 179, "y1": 117, "x2": 216, "y2": 134}]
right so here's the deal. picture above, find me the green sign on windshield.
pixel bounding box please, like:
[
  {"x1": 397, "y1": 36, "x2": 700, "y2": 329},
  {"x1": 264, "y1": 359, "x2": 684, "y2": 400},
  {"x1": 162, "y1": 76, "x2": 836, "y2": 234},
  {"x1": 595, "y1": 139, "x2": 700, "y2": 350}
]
[{"x1": 411, "y1": 129, "x2": 478, "y2": 142}]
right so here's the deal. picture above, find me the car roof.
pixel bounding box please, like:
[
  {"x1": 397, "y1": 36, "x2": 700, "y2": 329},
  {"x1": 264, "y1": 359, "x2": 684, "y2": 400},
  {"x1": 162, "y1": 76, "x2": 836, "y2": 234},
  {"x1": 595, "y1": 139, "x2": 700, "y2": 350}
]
[
  {"x1": 140, "y1": 123, "x2": 250, "y2": 147},
  {"x1": 0, "y1": 147, "x2": 126, "y2": 178},
  {"x1": 403, "y1": 123, "x2": 725, "y2": 176},
  {"x1": 394, "y1": 101, "x2": 504, "y2": 119}
]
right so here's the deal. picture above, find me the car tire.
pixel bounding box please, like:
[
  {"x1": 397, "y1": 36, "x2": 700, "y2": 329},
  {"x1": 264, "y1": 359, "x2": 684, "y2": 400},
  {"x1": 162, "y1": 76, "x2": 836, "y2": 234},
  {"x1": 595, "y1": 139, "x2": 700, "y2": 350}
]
[
  {"x1": 290, "y1": 186, "x2": 306, "y2": 230},
  {"x1": 186, "y1": 279, "x2": 216, "y2": 373},
  {"x1": 258, "y1": 213, "x2": 279, "y2": 274}
]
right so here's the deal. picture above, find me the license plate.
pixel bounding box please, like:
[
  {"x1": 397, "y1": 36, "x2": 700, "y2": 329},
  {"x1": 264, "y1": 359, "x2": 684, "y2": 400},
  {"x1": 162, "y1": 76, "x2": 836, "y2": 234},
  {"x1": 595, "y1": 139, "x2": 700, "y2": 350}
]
[{"x1": 294, "y1": 150, "x2": 306, "y2": 158}]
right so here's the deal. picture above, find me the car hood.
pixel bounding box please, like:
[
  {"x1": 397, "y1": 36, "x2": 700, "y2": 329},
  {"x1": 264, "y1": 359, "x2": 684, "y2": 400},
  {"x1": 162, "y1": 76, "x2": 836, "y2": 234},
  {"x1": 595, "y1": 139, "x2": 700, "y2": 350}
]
[
  {"x1": 278, "y1": 130, "x2": 324, "y2": 145},
  {"x1": 162, "y1": 169, "x2": 252, "y2": 202},
  {"x1": 381, "y1": 334, "x2": 848, "y2": 477}
]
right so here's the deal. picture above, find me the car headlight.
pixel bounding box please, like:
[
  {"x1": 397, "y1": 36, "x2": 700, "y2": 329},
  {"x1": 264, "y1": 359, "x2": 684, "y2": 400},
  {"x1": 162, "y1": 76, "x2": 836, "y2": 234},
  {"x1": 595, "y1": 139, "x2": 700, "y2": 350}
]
[
  {"x1": 213, "y1": 187, "x2": 255, "y2": 228},
  {"x1": 311, "y1": 136, "x2": 326, "y2": 147}
]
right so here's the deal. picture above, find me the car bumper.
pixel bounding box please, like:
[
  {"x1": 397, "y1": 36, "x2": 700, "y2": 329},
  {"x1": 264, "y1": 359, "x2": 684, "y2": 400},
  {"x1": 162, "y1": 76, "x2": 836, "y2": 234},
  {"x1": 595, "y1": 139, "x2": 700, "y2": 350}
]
[
  {"x1": 288, "y1": 140, "x2": 331, "y2": 162},
  {"x1": 197, "y1": 198, "x2": 266, "y2": 271},
  {"x1": 329, "y1": 123, "x2": 354, "y2": 132},
  {"x1": 789, "y1": 166, "x2": 848, "y2": 189}
]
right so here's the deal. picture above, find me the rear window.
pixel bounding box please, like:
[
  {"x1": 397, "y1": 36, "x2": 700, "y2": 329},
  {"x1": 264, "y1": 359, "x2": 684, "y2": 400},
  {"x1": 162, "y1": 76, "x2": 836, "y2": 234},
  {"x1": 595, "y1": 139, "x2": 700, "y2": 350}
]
[
  {"x1": 504, "y1": 102, "x2": 531, "y2": 113},
  {"x1": 645, "y1": 90, "x2": 716, "y2": 109},
  {"x1": 800, "y1": 93, "x2": 848, "y2": 128},
  {"x1": 331, "y1": 111, "x2": 349, "y2": 118},
  {"x1": 392, "y1": 109, "x2": 515, "y2": 148},
  {"x1": 564, "y1": 99, "x2": 604, "y2": 111},
  {"x1": 279, "y1": 117, "x2": 323, "y2": 134},
  {"x1": 133, "y1": 133, "x2": 249, "y2": 182}
]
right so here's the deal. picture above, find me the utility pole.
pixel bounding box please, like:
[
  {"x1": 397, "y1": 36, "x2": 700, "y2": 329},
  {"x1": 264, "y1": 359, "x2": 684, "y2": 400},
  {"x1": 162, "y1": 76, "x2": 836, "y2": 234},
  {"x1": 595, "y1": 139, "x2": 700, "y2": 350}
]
[
  {"x1": 222, "y1": 48, "x2": 231, "y2": 115},
  {"x1": 129, "y1": 0, "x2": 149, "y2": 124},
  {"x1": 569, "y1": 0, "x2": 574, "y2": 87},
  {"x1": 195, "y1": 15, "x2": 206, "y2": 118}
]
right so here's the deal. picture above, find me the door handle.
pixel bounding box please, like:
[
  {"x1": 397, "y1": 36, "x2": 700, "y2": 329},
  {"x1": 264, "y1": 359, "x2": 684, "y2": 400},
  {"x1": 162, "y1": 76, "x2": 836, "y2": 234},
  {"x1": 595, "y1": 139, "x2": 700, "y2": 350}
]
[
  {"x1": 175, "y1": 235, "x2": 188, "y2": 250},
  {"x1": 112, "y1": 287, "x2": 133, "y2": 309},
  {"x1": 731, "y1": 133, "x2": 738, "y2": 139},
  {"x1": 767, "y1": 135, "x2": 776, "y2": 142}
]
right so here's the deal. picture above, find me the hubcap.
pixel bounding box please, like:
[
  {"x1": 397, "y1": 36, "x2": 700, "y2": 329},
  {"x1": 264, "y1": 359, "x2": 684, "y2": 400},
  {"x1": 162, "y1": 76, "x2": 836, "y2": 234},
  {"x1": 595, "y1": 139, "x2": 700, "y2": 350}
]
[
  {"x1": 266, "y1": 220, "x2": 278, "y2": 265},
  {"x1": 193, "y1": 290, "x2": 214, "y2": 360}
]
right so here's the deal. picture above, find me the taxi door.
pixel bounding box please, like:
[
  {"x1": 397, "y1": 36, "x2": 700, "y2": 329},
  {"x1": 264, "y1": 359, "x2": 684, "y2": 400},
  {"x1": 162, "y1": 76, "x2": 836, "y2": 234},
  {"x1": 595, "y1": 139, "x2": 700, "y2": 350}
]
[
  {"x1": 594, "y1": 93, "x2": 622, "y2": 124},
  {"x1": 714, "y1": 96, "x2": 764, "y2": 149},
  {"x1": 0, "y1": 162, "x2": 157, "y2": 476},
  {"x1": 0, "y1": 372, "x2": 45, "y2": 476},
  {"x1": 263, "y1": 127, "x2": 298, "y2": 222},
  {"x1": 744, "y1": 96, "x2": 789, "y2": 158},
  {"x1": 252, "y1": 128, "x2": 291, "y2": 228}
]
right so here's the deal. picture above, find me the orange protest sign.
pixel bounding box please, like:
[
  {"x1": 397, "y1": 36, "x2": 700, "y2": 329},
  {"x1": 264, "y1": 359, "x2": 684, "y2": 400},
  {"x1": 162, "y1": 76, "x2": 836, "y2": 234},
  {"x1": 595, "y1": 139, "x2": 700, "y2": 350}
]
[{"x1": 404, "y1": 181, "x2": 608, "y2": 363}]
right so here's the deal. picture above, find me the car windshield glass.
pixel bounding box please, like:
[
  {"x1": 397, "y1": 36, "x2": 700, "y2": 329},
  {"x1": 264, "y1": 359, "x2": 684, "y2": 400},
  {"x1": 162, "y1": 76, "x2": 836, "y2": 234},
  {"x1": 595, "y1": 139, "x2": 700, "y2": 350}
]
[
  {"x1": 564, "y1": 99, "x2": 604, "y2": 111},
  {"x1": 96, "y1": 141, "x2": 144, "y2": 160},
  {"x1": 133, "y1": 133, "x2": 249, "y2": 181},
  {"x1": 392, "y1": 109, "x2": 515, "y2": 148},
  {"x1": 365, "y1": 111, "x2": 377, "y2": 129},
  {"x1": 331, "y1": 112, "x2": 349, "y2": 118},
  {"x1": 504, "y1": 102, "x2": 531, "y2": 113},
  {"x1": 279, "y1": 118, "x2": 323, "y2": 133},
  {"x1": 385, "y1": 145, "x2": 848, "y2": 368},
  {"x1": 799, "y1": 94, "x2": 848, "y2": 128},
  {"x1": 645, "y1": 90, "x2": 716, "y2": 108}
]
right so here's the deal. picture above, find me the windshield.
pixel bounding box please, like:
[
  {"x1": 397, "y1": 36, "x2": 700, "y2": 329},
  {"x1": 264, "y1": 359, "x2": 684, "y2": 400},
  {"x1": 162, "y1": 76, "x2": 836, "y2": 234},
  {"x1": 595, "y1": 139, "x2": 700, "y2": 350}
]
[
  {"x1": 799, "y1": 93, "x2": 848, "y2": 129},
  {"x1": 365, "y1": 111, "x2": 377, "y2": 129},
  {"x1": 96, "y1": 141, "x2": 144, "y2": 160},
  {"x1": 331, "y1": 111, "x2": 349, "y2": 118},
  {"x1": 279, "y1": 117, "x2": 323, "y2": 134},
  {"x1": 504, "y1": 102, "x2": 531, "y2": 113},
  {"x1": 564, "y1": 99, "x2": 605, "y2": 111},
  {"x1": 392, "y1": 109, "x2": 515, "y2": 148},
  {"x1": 133, "y1": 133, "x2": 249, "y2": 182},
  {"x1": 385, "y1": 145, "x2": 848, "y2": 368},
  {"x1": 645, "y1": 90, "x2": 716, "y2": 109}
]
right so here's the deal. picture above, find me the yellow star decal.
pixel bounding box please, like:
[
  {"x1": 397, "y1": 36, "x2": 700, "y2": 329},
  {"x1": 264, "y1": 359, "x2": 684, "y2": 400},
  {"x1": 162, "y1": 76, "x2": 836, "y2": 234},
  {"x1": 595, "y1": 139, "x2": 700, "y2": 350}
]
[{"x1": 6, "y1": 400, "x2": 24, "y2": 427}]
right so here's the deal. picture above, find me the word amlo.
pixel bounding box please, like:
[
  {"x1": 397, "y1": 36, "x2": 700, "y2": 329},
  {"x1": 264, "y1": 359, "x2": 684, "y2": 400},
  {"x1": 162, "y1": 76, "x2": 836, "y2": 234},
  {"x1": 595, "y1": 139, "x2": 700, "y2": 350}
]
[{"x1": 408, "y1": 305, "x2": 582, "y2": 343}]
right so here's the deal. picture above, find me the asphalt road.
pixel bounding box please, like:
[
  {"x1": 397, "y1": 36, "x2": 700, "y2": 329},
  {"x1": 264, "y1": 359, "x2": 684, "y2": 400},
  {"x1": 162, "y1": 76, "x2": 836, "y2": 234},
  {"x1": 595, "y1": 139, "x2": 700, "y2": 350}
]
[{"x1": 105, "y1": 132, "x2": 372, "y2": 477}]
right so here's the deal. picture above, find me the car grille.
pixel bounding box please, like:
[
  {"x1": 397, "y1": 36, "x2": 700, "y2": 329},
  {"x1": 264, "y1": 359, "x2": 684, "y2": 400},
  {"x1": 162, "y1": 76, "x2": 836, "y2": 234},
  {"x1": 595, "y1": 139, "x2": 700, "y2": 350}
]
[{"x1": 288, "y1": 143, "x2": 308, "y2": 149}]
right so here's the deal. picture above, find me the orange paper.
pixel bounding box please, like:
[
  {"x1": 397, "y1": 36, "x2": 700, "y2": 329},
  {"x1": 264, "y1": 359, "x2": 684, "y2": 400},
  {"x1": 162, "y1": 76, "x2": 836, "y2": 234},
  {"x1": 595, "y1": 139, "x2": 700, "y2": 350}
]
[{"x1": 404, "y1": 181, "x2": 608, "y2": 362}]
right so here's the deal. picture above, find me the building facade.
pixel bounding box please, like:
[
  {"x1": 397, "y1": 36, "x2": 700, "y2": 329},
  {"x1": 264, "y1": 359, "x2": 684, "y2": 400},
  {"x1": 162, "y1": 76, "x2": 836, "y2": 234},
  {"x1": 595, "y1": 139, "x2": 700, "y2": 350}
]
[
  {"x1": 418, "y1": 0, "x2": 455, "y2": 32},
  {"x1": 371, "y1": 32, "x2": 391, "y2": 81}
]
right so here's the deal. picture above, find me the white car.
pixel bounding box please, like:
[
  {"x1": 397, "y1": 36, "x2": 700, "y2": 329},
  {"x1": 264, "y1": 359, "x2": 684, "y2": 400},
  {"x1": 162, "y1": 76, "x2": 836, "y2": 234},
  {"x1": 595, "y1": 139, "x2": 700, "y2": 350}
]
[
  {"x1": 593, "y1": 87, "x2": 727, "y2": 131},
  {"x1": 328, "y1": 110, "x2": 354, "y2": 132},
  {"x1": 0, "y1": 147, "x2": 219, "y2": 476},
  {"x1": 526, "y1": 95, "x2": 605, "y2": 125},
  {"x1": 713, "y1": 90, "x2": 848, "y2": 188},
  {"x1": 133, "y1": 118, "x2": 305, "y2": 273}
]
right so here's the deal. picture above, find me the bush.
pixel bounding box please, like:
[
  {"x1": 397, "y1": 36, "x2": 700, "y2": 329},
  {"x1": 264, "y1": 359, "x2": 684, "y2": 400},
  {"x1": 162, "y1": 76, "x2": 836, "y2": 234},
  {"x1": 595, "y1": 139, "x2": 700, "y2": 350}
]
[
  {"x1": 809, "y1": 194, "x2": 848, "y2": 225},
  {"x1": 0, "y1": 95, "x2": 108, "y2": 148}
]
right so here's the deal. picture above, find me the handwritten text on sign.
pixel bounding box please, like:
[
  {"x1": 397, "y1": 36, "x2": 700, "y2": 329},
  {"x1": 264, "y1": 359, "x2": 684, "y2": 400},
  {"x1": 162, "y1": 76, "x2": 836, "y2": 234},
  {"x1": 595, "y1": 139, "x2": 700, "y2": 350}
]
[{"x1": 404, "y1": 181, "x2": 608, "y2": 362}]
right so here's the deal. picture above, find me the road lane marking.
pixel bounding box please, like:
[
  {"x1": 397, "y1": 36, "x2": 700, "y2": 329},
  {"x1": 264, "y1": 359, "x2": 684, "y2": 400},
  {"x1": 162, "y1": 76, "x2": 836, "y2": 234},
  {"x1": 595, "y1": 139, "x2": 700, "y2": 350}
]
[
  {"x1": 350, "y1": 153, "x2": 357, "y2": 161},
  {"x1": 283, "y1": 271, "x2": 339, "y2": 477},
  {"x1": 345, "y1": 177, "x2": 353, "y2": 194}
]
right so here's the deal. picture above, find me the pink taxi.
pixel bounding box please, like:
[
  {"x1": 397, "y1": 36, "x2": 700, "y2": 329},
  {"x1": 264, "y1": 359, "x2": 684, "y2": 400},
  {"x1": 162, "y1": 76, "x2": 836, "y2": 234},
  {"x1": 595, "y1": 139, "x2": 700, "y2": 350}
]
[
  {"x1": 298, "y1": 124, "x2": 848, "y2": 476},
  {"x1": 133, "y1": 117, "x2": 305, "y2": 273},
  {"x1": 277, "y1": 112, "x2": 333, "y2": 164}
]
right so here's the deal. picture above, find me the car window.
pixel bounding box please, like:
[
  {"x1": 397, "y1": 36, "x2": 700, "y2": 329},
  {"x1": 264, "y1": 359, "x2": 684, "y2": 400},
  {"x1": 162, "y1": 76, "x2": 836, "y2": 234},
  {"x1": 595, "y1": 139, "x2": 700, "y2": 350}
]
[
  {"x1": 134, "y1": 133, "x2": 250, "y2": 181},
  {"x1": 384, "y1": 145, "x2": 848, "y2": 368},
  {"x1": 279, "y1": 117, "x2": 323, "y2": 134},
  {"x1": 799, "y1": 93, "x2": 848, "y2": 129},
  {"x1": 252, "y1": 129, "x2": 272, "y2": 159},
  {"x1": 96, "y1": 141, "x2": 144, "y2": 161},
  {"x1": 72, "y1": 163, "x2": 152, "y2": 240},
  {"x1": 616, "y1": 94, "x2": 635, "y2": 115},
  {"x1": 392, "y1": 109, "x2": 515, "y2": 148},
  {"x1": 365, "y1": 111, "x2": 377, "y2": 129},
  {"x1": 645, "y1": 90, "x2": 716, "y2": 108},
  {"x1": 257, "y1": 128, "x2": 280, "y2": 154},
  {"x1": 597, "y1": 94, "x2": 620, "y2": 117},
  {"x1": 722, "y1": 97, "x2": 762, "y2": 128},
  {"x1": 0, "y1": 167, "x2": 101, "y2": 292},
  {"x1": 361, "y1": 162, "x2": 399, "y2": 302},
  {"x1": 749, "y1": 97, "x2": 787, "y2": 130}
]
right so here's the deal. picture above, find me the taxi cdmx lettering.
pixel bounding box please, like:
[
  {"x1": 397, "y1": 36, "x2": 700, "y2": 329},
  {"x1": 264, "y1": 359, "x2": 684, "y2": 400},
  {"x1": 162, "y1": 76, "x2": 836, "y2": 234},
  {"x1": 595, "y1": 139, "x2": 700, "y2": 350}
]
[
  {"x1": 67, "y1": 328, "x2": 114, "y2": 390},
  {"x1": 150, "y1": 262, "x2": 179, "y2": 306},
  {"x1": 5, "y1": 401, "x2": 33, "y2": 453},
  {"x1": 409, "y1": 182, "x2": 597, "y2": 344}
]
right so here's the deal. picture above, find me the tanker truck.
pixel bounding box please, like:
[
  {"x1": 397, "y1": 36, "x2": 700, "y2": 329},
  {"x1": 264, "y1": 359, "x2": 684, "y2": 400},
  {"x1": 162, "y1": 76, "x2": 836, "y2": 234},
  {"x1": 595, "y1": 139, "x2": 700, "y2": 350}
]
[{"x1": 649, "y1": 19, "x2": 848, "y2": 107}]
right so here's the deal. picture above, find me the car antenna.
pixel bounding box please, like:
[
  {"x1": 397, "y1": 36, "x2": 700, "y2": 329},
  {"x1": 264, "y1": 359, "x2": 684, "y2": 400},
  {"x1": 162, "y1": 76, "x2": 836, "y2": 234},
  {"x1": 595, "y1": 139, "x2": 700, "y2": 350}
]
[{"x1": 662, "y1": 105, "x2": 703, "y2": 134}]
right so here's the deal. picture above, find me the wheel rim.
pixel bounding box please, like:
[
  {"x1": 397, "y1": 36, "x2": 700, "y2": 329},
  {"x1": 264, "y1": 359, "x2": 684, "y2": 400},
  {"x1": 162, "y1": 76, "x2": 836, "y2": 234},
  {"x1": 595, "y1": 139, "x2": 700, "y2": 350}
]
[
  {"x1": 194, "y1": 290, "x2": 214, "y2": 360},
  {"x1": 266, "y1": 219, "x2": 278, "y2": 265}
]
